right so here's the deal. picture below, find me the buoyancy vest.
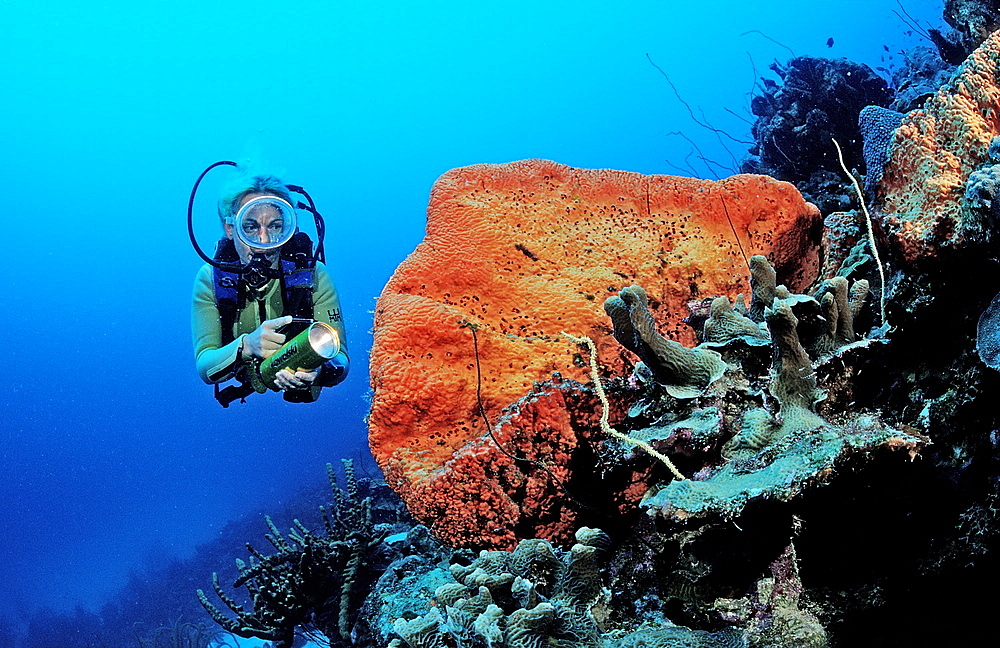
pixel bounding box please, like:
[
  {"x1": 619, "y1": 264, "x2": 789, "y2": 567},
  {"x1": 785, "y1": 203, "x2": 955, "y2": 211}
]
[{"x1": 211, "y1": 233, "x2": 318, "y2": 406}]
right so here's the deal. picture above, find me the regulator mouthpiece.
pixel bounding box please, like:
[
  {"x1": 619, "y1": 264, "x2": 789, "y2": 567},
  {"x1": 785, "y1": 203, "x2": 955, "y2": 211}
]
[{"x1": 252, "y1": 321, "x2": 340, "y2": 393}]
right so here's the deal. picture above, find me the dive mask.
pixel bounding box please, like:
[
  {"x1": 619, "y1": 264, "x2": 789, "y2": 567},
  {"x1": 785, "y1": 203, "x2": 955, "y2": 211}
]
[{"x1": 229, "y1": 195, "x2": 297, "y2": 250}]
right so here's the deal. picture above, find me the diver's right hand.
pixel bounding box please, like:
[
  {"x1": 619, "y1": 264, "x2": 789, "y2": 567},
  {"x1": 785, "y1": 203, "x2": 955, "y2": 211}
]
[{"x1": 242, "y1": 315, "x2": 293, "y2": 359}]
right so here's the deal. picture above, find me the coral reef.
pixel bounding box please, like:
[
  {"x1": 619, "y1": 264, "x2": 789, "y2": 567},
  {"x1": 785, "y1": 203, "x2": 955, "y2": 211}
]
[
  {"x1": 741, "y1": 56, "x2": 893, "y2": 214},
  {"x1": 382, "y1": 527, "x2": 611, "y2": 648},
  {"x1": 942, "y1": 0, "x2": 1000, "y2": 59},
  {"x1": 341, "y1": 17, "x2": 1000, "y2": 647},
  {"x1": 353, "y1": 523, "x2": 460, "y2": 647},
  {"x1": 198, "y1": 461, "x2": 399, "y2": 648},
  {"x1": 878, "y1": 29, "x2": 1000, "y2": 262},
  {"x1": 356, "y1": 28, "x2": 1000, "y2": 647},
  {"x1": 597, "y1": 257, "x2": 922, "y2": 522},
  {"x1": 887, "y1": 46, "x2": 956, "y2": 113},
  {"x1": 364, "y1": 243, "x2": 924, "y2": 645},
  {"x1": 781, "y1": 22, "x2": 1000, "y2": 644},
  {"x1": 372, "y1": 526, "x2": 748, "y2": 648},
  {"x1": 369, "y1": 159, "x2": 821, "y2": 549}
]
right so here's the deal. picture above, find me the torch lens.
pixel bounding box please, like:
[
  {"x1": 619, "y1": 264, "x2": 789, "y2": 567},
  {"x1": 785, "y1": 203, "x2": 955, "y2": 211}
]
[{"x1": 309, "y1": 322, "x2": 340, "y2": 359}]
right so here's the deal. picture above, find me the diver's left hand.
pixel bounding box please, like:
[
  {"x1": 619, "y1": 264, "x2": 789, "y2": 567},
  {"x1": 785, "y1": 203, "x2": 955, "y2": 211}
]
[{"x1": 274, "y1": 367, "x2": 319, "y2": 391}]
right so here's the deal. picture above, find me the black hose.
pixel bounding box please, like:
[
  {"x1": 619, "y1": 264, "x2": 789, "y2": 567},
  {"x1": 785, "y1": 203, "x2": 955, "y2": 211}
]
[
  {"x1": 287, "y1": 183, "x2": 327, "y2": 265},
  {"x1": 191, "y1": 164, "x2": 326, "y2": 270},
  {"x1": 188, "y1": 160, "x2": 241, "y2": 271}
]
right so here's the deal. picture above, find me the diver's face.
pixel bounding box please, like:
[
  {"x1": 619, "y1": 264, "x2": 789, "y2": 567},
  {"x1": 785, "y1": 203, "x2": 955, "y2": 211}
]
[{"x1": 225, "y1": 192, "x2": 283, "y2": 265}]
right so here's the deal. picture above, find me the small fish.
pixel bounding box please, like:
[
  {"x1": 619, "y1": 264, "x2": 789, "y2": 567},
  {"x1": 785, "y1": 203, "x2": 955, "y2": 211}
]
[
  {"x1": 827, "y1": 37, "x2": 834, "y2": 47},
  {"x1": 884, "y1": 44, "x2": 890, "y2": 51}
]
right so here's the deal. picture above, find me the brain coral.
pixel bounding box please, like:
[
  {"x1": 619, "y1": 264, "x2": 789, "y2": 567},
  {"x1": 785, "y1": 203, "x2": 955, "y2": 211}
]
[
  {"x1": 878, "y1": 29, "x2": 1000, "y2": 262},
  {"x1": 369, "y1": 159, "x2": 820, "y2": 549}
]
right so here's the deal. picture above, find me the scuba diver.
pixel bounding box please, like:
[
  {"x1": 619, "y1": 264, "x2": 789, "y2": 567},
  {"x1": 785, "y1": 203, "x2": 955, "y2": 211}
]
[{"x1": 189, "y1": 163, "x2": 349, "y2": 406}]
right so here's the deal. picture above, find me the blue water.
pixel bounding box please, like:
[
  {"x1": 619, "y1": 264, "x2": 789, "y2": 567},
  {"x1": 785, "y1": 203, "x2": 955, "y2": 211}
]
[{"x1": 0, "y1": 0, "x2": 943, "y2": 639}]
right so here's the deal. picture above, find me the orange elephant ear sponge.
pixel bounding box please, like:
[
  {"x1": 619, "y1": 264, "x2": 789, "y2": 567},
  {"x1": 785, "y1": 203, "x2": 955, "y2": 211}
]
[
  {"x1": 369, "y1": 159, "x2": 821, "y2": 549},
  {"x1": 879, "y1": 29, "x2": 1000, "y2": 263}
]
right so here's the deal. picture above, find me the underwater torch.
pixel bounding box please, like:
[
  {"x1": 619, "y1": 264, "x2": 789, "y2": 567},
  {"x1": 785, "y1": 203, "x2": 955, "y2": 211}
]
[{"x1": 250, "y1": 321, "x2": 340, "y2": 393}]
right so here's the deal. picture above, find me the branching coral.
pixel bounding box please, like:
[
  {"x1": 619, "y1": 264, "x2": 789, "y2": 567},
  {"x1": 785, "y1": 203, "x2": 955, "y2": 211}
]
[
  {"x1": 604, "y1": 285, "x2": 726, "y2": 399},
  {"x1": 703, "y1": 295, "x2": 769, "y2": 345},
  {"x1": 603, "y1": 257, "x2": 923, "y2": 521},
  {"x1": 197, "y1": 460, "x2": 389, "y2": 648}
]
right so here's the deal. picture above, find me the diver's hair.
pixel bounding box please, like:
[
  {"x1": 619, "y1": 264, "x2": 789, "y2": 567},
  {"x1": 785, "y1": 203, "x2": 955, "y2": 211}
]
[{"x1": 217, "y1": 167, "x2": 294, "y2": 223}]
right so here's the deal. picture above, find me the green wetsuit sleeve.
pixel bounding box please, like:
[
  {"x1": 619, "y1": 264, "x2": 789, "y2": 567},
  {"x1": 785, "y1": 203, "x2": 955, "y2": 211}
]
[
  {"x1": 313, "y1": 262, "x2": 349, "y2": 387},
  {"x1": 191, "y1": 264, "x2": 245, "y2": 384}
]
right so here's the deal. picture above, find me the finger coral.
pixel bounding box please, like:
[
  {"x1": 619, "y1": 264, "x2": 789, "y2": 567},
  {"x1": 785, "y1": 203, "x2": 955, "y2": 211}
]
[
  {"x1": 369, "y1": 159, "x2": 821, "y2": 548},
  {"x1": 628, "y1": 257, "x2": 924, "y2": 521},
  {"x1": 604, "y1": 285, "x2": 727, "y2": 398},
  {"x1": 703, "y1": 295, "x2": 769, "y2": 344}
]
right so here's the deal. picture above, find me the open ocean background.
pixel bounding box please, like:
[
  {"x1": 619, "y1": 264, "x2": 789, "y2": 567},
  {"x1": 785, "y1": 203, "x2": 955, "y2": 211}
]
[{"x1": 0, "y1": 0, "x2": 943, "y2": 641}]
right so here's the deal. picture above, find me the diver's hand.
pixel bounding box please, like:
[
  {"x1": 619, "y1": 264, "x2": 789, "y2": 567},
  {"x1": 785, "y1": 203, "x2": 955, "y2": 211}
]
[
  {"x1": 273, "y1": 367, "x2": 319, "y2": 391},
  {"x1": 243, "y1": 315, "x2": 293, "y2": 359}
]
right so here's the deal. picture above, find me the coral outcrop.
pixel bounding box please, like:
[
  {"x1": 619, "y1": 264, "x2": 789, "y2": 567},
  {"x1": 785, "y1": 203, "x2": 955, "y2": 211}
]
[
  {"x1": 369, "y1": 159, "x2": 821, "y2": 548},
  {"x1": 715, "y1": 544, "x2": 827, "y2": 648},
  {"x1": 604, "y1": 257, "x2": 923, "y2": 521},
  {"x1": 942, "y1": 0, "x2": 1000, "y2": 59},
  {"x1": 887, "y1": 46, "x2": 955, "y2": 113},
  {"x1": 878, "y1": 29, "x2": 1000, "y2": 262},
  {"x1": 197, "y1": 461, "x2": 397, "y2": 648},
  {"x1": 383, "y1": 527, "x2": 611, "y2": 648},
  {"x1": 350, "y1": 19, "x2": 1000, "y2": 648},
  {"x1": 742, "y1": 56, "x2": 893, "y2": 214},
  {"x1": 374, "y1": 526, "x2": 746, "y2": 648}
]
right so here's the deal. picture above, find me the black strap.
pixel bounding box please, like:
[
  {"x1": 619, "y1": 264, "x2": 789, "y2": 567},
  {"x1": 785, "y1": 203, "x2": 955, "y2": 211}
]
[
  {"x1": 215, "y1": 382, "x2": 257, "y2": 408},
  {"x1": 213, "y1": 238, "x2": 243, "y2": 346}
]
